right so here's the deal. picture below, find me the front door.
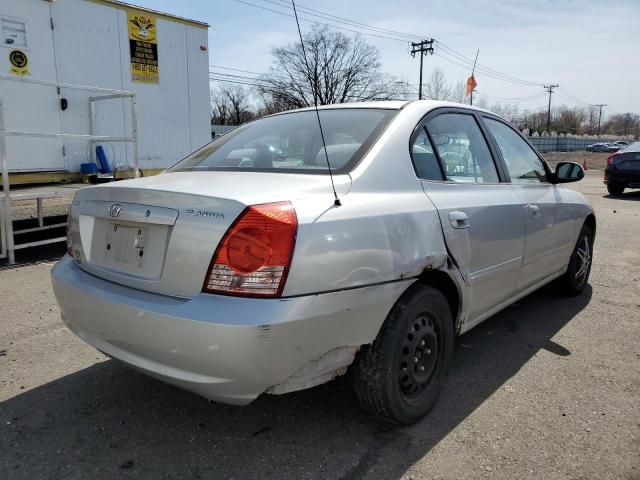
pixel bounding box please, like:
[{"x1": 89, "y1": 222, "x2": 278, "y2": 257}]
[
  {"x1": 417, "y1": 110, "x2": 526, "y2": 323},
  {"x1": 481, "y1": 117, "x2": 575, "y2": 290}
]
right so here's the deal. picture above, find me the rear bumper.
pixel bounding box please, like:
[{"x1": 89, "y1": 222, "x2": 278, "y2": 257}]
[
  {"x1": 605, "y1": 167, "x2": 640, "y2": 186},
  {"x1": 51, "y1": 256, "x2": 411, "y2": 405}
]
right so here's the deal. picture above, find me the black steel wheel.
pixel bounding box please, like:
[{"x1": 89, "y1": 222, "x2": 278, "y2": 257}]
[
  {"x1": 353, "y1": 284, "x2": 454, "y2": 425},
  {"x1": 399, "y1": 313, "x2": 440, "y2": 402}
]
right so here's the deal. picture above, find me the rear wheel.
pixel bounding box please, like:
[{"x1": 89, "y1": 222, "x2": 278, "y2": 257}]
[
  {"x1": 558, "y1": 224, "x2": 593, "y2": 296},
  {"x1": 607, "y1": 184, "x2": 625, "y2": 196},
  {"x1": 352, "y1": 284, "x2": 453, "y2": 425}
]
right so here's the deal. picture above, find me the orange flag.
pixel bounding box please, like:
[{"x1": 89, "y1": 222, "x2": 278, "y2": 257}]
[{"x1": 465, "y1": 75, "x2": 477, "y2": 96}]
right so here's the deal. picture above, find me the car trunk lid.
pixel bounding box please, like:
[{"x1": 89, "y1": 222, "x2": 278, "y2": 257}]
[
  {"x1": 612, "y1": 151, "x2": 640, "y2": 171},
  {"x1": 68, "y1": 171, "x2": 350, "y2": 297}
]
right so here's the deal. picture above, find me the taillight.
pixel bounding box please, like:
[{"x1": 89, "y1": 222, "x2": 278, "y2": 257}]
[
  {"x1": 607, "y1": 155, "x2": 616, "y2": 166},
  {"x1": 203, "y1": 201, "x2": 297, "y2": 297},
  {"x1": 66, "y1": 211, "x2": 73, "y2": 256}
]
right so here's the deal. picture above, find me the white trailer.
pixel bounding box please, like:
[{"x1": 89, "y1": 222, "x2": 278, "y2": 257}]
[{"x1": 0, "y1": 0, "x2": 210, "y2": 174}]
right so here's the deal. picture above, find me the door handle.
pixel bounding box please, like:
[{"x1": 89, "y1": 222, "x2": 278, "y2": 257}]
[
  {"x1": 527, "y1": 204, "x2": 541, "y2": 219},
  {"x1": 449, "y1": 210, "x2": 471, "y2": 229}
]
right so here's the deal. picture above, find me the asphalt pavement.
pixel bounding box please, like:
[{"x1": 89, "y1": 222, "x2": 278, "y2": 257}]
[{"x1": 1, "y1": 171, "x2": 638, "y2": 479}]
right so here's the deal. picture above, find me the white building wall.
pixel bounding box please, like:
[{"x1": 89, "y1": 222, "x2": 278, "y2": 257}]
[{"x1": 0, "y1": 0, "x2": 210, "y2": 173}]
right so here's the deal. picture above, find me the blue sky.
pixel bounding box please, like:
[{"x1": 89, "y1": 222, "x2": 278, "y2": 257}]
[{"x1": 133, "y1": 0, "x2": 639, "y2": 115}]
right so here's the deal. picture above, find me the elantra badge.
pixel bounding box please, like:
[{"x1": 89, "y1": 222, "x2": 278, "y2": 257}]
[{"x1": 184, "y1": 209, "x2": 224, "y2": 220}]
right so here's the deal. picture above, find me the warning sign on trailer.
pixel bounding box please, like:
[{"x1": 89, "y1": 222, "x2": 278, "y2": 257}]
[
  {"x1": 127, "y1": 10, "x2": 159, "y2": 84},
  {"x1": 8, "y1": 49, "x2": 30, "y2": 77}
]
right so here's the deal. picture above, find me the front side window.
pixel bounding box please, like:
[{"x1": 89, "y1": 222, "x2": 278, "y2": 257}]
[
  {"x1": 169, "y1": 109, "x2": 397, "y2": 174},
  {"x1": 484, "y1": 118, "x2": 547, "y2": 183},
  {"x1": 426, "y1": 113, "x2": 499, "y2": 183}
]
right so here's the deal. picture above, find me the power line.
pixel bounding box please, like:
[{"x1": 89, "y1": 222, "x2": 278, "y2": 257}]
[
  {"x1": 556, "y1": 87, "x2": 592, "y2": 106},
  {"x1": 231, "y1": 0, "x2": 557, "y2": 88},
  {"x1": 260, "y1": 0, "x2": 554, "y2": 90},
  {"x1": 474, "y1": 91, "x2": 547, "y2": 103},
  {"x1": 228, "y1": 0, "x2": 611, "y2": 107},
  {"x1": 436, "y1": 42, "x2": 544, "y2": 87},
  {"x1": 209, "y1": 76, "x2": 268, "y2": 88},
  {"x1": 434, "y1": 49, "x2": 545, "y2": 88},
  {"x1": 261, "y1": 0, "x2": 420, "y2": 40},
  {"x1": 210, "y1": 64, "x2": 271, "y2": 77},
  {"x1": 230, "y1": 0, "x2": 409, "y2": 43},
  {"x1": 553, "y1": 91, "x2": 591, "y2": 107},
  {"x1": 210, "y1": 71, "x2": 269, "y2": 82}
]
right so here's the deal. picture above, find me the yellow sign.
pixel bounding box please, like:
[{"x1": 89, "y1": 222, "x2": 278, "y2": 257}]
[
  {"x1": 8, "y1": 49, "x2": 30, "y2": 77},
  {"x1": 127, "y1": 11, "x2": 158, "y2": 84}
]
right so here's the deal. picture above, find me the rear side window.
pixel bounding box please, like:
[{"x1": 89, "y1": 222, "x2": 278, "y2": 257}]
[
  {"x1": 411, "y1": 128, "x2": 444, "y2": 180},
  {"x1": 484, "y1": 118, "x2": 547, "y2": 183},
  {"x1": 168, "y1": 109, "x2": 397, "y2": 174},
  {"x1": 426, "y1": 113, "x2": 499, "y2": 183}
]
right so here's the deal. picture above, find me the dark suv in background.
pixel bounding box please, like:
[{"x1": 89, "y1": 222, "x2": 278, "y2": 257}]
[{"x1": 605, "y1": 142, "x2": 640, "y2": 195}]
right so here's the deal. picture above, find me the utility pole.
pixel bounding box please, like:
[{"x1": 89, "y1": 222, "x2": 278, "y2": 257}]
[
  {"x1": 410, "y1": 39, "x2": 434, "y2": 100},
  {"x1": 543, "y1": 84, "x2": 558, "y2": 134},
  {"x1": 623, "y1": 113, "x2": 630, "y2": 137},
  {"x1": 595, "y1": 104, "x2": 606, "y2": 138}
]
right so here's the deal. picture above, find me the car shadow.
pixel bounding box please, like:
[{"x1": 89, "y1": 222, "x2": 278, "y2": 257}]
[
  {"x1": 603, "y1": 190, "x2": 640, "y2": 201},
  {"x1": 1, "y1": 285, "x2": 592, "y2": 480}
]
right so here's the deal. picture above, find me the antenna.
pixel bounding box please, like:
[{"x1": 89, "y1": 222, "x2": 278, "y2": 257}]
[{"x1": 291, "y1": 0, "x2": 341, "y2": 207}]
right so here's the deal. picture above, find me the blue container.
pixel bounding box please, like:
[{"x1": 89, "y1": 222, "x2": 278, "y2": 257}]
[
  {"x1": 80, "y1": 162, "x2": 99, "y2": 174},
  {"x1": 96, "y1": 145, "x2": 112, "y2": 173}
]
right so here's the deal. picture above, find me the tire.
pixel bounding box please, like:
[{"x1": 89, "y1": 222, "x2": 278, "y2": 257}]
[
  {"x1": 607, "y1": 184, "x2": 624, "y2": 196},
  {"x1": 558, "y1": 224, "x2": 593, "y2": 296},
  {"x1": 352, "y1": 284, "x2": 454, "y2": 425}
]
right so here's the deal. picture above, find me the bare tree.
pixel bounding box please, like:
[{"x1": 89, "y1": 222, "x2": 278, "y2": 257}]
[
  {"x1": 450, "y1": 80, "x2": 467, "y2": 104},
  {"x1": 424, "y1": 69, "x2": 451, "y2": 101},
  {"x1": 422, "y1": 69, "x2": 469, "y2": 103},
  {"x1": 584, "y1": 105, "x2": 599, "y2": 135},
  {"x1": 259, "y1": 26, "x2": 398, "y2": 111},
  {"x1": 474, "y1": 95, "x2": 489, "y2": 109},
  {"x1": 211, "y1": 85, "x2": 255, "y2": 126},
  {"x1": 211, "y1": 88, "x2": 230, "y2": 125}
]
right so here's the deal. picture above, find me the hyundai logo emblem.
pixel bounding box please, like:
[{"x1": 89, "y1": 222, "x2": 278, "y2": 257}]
[{"x1": 109, "y1": 204, "x2": 123, "y2": 217}]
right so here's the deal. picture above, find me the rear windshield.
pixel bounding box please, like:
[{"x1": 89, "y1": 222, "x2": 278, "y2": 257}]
[{"x1": 168, "y1": 108, "x2": 397, "y2": 174}]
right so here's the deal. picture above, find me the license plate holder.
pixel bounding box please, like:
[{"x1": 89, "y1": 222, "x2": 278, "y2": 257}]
[{"x1": 105, "y1": 223, "x2": 148, "y2": 267}]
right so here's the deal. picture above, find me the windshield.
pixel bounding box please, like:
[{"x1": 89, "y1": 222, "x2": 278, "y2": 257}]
[{"x1": 169, "y1": 108, "x2": 397, "y2": 174}]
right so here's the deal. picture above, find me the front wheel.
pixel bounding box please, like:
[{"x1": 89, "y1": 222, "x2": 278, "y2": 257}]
[
  {"x1": 558, "y1": 224, "x2": 593, "y2": 296},
  {"x1": 352, "y1": 284, "x2": 454, "y2": 425}
]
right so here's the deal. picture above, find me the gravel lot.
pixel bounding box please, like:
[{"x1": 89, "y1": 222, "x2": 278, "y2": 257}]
[{"x1": 1, "y1": 171, "x2": 638, "y2": 480}]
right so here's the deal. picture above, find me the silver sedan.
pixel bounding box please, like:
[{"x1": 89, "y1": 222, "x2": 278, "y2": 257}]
[{"x1": 52, "y1": 101, "x2": 595, "y2": 425}]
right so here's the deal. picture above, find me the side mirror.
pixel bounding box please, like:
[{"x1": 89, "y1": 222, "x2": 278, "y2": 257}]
[{"x1": 553, "y1": 161, "x2": 584, "y2": 183}]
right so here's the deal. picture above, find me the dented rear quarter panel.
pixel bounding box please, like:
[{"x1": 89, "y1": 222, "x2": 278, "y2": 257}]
[{"x1": 283, "y1": 102, "x2": 454, "y2": 299}]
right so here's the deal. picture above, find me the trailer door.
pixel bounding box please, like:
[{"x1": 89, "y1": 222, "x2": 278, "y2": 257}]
[
  {"x1": 1, "y1": 2, "x2": 63, "y2": 171},
  {"x1": 50, "y1": 0, "x2": 129, "y2": 173}
]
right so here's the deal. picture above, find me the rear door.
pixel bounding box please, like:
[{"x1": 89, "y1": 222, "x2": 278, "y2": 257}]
[
  {"x1": 481, "y1": 116, "x2": 576, "y2": 290},
  {"x1": 415, "y1": 109, "x2": 526, "y2": 322}
]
